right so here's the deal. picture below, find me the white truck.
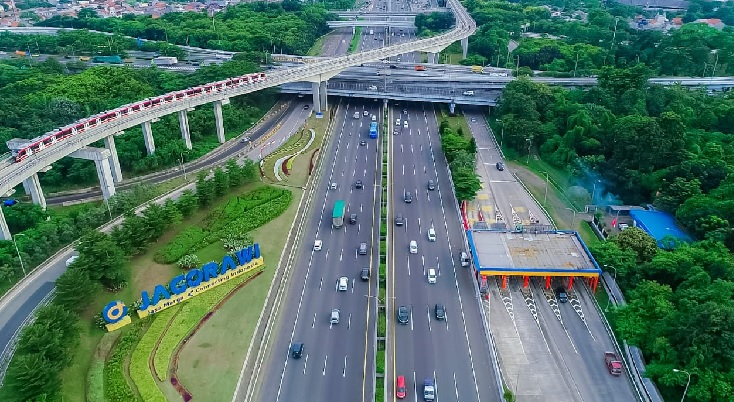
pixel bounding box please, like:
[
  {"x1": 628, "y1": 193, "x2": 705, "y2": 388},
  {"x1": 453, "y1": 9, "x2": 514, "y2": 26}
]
[
  {"x1": 423, "y1": 378, "x2": 435, "y2": 401},
  {"x1": 369, "y1": 29, "x2": 374, "y2": 35},
  {"x1": 152, "y1": 56, "x2": 178, "y2": 66}
]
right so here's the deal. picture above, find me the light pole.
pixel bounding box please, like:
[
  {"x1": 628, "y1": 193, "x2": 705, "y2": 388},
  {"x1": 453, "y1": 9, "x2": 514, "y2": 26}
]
[
  {"x1": 565, "y1": 207, "x2": 577, "y2": 228},
  {"x1": 180, "y1": 153, "x2": 187, "y2": 181},
  {"x1": 592, "y1": 179, "x2": 601, "y2": 204},
  {"x1": 543, "y1": 171, "x2": 549, "y2": 203},
  {"x1": 673, "y1": 369, "x2": 691, "y2": 402},
  {"x1": 526, "y1": 138, "x2": 532, "y2": 164},
  {"x1": 604, "y1": 264, "x2": 617, "y2": 312},
  {"x1": 13, "y1": 234, "x2": 26, "y2": 277}
]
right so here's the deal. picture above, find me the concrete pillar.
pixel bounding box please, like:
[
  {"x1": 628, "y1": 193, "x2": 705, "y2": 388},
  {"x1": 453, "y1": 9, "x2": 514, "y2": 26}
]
[
  {"x1": 213, "y1": 101, "x2": 226, "y2": 144},
  {"x1": 142, "y1": 121, "x2": 155, "y2": 155},
  {"x1": 319, "y1": 81, "x2": 328, "y2": 112},
  {"x1": 178, "y1": 110, "x2": 192, "y2": 150},
  {"x1": 0, "y1": 206, "x2": 10, "y2": 241},
  {"x1": 23, "y1": 174, "x2": 46, "y2": 210},
  {"x1": 429, "y1": 53, "x2": 438, "y2": 64},
  {"x1": 449, "y1": 102, "x2": 456, "y2": 114},
  {"x1": 312, "y1": 82, "x2": 321, "y2": 114},
  {"x1": 461, "y1": 37, "x2": 468, "y2": 59},
  {"x1": 95, "y1": 157, "x2": 116, "y2": 200},
  {"x1": 352, "y1": 26, "x2": 356, "y2": 36},
  {"x1": 21, "y1": 179, "x2": 31, "y2": 196},
  {"x1": 104, "y1": 135, "x2": 123, "y2": 183}
]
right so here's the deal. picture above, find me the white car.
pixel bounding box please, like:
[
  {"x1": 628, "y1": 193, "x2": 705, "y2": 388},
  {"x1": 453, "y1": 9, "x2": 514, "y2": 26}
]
[
  {"x1": 403, "y1": 120, "x2": 408, "y2": 128},
  {"x1": 338, "y1": 276, "x2": 349, "y2": 291},
  {"x1": 463, "y1": 90, "x2": 475, "y2": 96},
  {"x1": 395, "y1": 118, "x2": 401, "y2": 126},
  {"x1": 314, "y1": 240, "x2": 323, "y2": 251},
  {"x1": 427, "y1": 227, "x2": 436, "y2": 242},
  {"x1": 409, "y1": 240, "x2": 418, "y2": 254},
  {"x1": 427, "y1": 268, "x2": 437, "y2": 284},
  {"x1": 368, "y1": 85, "x2": 377, "y2": 91},
  {"x1": 65, "y1": 255, "x2": 79, "y2": 267}
]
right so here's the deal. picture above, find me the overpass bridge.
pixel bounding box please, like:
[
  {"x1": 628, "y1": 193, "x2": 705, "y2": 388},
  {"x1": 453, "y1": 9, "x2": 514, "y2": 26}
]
[
  {"x1": 334, "y1": 8, "x2": 448, "y2": 17},
  {"x1": 0, "y1": 0, "x2": 475, "y2": 240},
  {"x1": 327, "y1": 20, "x2": 415, "y2": 29}
]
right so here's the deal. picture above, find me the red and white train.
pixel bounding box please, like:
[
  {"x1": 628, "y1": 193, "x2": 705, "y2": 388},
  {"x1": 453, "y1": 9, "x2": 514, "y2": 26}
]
[{"x1": 11, "y1": 72, "x2": 267, "y2": 163}]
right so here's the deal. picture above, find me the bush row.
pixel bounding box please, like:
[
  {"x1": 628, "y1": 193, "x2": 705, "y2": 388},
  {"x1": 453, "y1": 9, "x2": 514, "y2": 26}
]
[
  {"x1": 130, "y1": 308, "x2": 180, "y2": 400},
  {"x1": 105, "y1": 322, "x2": 146, "y2": 402}
]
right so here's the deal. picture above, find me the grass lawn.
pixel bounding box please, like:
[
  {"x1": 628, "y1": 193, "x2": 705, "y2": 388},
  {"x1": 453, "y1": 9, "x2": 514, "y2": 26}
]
[
  {"x1": 175, "y1": 186, "x2": 303, "y2": 402},
  {"x1": 436, "y1": 104, "x2": 471, "y2": 137},
  {"x1": 307, "y1": 33, "x2": 328, "y2": 56},
  {"x1": 261, "y1": 129, "x2": 312, "y2": 183}
]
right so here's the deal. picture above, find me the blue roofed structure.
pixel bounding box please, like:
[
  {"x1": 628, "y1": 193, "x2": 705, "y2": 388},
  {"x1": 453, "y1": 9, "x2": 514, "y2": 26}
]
[{"x1": 629, "y1": 210, "x2": 692, "y2": 247}]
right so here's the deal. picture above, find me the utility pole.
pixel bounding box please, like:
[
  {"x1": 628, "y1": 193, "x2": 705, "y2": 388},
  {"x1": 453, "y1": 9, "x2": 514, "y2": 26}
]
[{"x1": 574, "y1": 53, "x2": 579, "y2": 77}]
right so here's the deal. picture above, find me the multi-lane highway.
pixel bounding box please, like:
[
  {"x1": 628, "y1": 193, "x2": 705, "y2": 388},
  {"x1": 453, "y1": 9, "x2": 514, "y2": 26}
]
[
  {"x1": 253, "y1": 101, "x2": 382, "y2": 402},
  {"x1": 386, "y1": 102, "x2": 499, "y2": 401},
  {"x1": 463, "y1": 108, "x2": 637, "y2": 402}
]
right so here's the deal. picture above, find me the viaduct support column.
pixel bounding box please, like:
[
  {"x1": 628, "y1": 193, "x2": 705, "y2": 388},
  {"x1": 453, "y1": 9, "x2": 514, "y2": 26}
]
[
  {"x1": 95, "y1": 158, "x2": 116, "y2": 200},
  {"x1": 178, "y1": 110, "x2": 192, "y2": 150},
  {"x1": 449, "y1": 102, "x2": 456, "y2": 114},
  {"x1": 104, "y1": 135, "x2": 123, "y2": 183},
  {"x1": 213, "y1": 100, "x2": 227, "y2": 144},
  {"x1": 429, "y1": 52, "x2": 438, "y2": 64},
  {"x1": 0, "y1": 207, "x2": 10, "y2": 241},
  {"x1": 21, "y1": 180, "x2": 31, "y2": 196},
  {"x1": 142, "y1": 121, "x2": 155, "y2": 155},
  {"x1": 461, "y1": 37, "x2": 469, "y2": 59},
  {"x1": 311, "y1": 82, "x2": 321, "y2": 114},
  {"x1": 319, "y1": 80, "x2": 329, "y2": 112},
  {"x1": 23, "y1": 174, "x2": 46, "y2": 210}
]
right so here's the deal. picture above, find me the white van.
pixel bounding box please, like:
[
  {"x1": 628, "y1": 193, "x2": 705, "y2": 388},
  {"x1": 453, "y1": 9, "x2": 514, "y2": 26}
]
[
  {"x1": 409, "y1": 240, "x2": 418, "y2": 254},
  {"x1": 427, "y1": 227, "x2": 436, "y2": 242},
  {"x1": 353, "y1": 111, "x2": 360, "y2": 119},
  {"x1": 427, "y1": 268, "x2": 437, "y2": 284},
  {"x1": 371, "y1": 114, "x2": 377, "y2": 122},
  {"x1": 364, "y1": 110, "x2": 370, "y2": 116},
  {"x1": 460, "y1": 252, "x2": 470, "y2": 267},
  {"x1": 395, "y1": 118, "x2": 401, "y2": 126},
  {"x1": 462, "y1": 90, "x2": 475, "y2": 96},
  {"x1": 330, "y1": 309, "x2": 340, "y2": 324}
]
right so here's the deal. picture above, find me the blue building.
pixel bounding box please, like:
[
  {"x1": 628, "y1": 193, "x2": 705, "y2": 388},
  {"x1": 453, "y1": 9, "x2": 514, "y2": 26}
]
[{"x1": 629, "y1": 210, "x2": 692, "y2": 248}]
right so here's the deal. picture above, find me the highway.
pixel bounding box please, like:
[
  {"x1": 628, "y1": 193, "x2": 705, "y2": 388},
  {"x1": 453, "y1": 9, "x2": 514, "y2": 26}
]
[
  {"x1": 463, "y1": 108, "x2": 637, "y2": 402},
  {"x1": 385, "y1": 102, "x2": 499, "y2": 402},
  {"x1": 253, "y1": 101, "x2": 382, "y2": 402}
]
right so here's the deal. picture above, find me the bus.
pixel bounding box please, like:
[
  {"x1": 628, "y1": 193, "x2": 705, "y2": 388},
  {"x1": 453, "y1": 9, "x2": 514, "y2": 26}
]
[{"x1": 369, "y1": 122, "x2": 378, "y2": 139}]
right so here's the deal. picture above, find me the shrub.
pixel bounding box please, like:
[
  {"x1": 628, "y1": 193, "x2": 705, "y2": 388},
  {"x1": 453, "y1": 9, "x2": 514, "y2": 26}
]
[
  {"x1": 177, "y1": 254, "x2": 201, "y2": 270},
  {"x1": 105, "y1": 321, "x2": 145, "y2": 402},
  {"x1": 155, "y1": 227, "x2": 208, "y2": 264},
  {"x1": 130, "y1": 307, "x2": 180, "y2": 396}
]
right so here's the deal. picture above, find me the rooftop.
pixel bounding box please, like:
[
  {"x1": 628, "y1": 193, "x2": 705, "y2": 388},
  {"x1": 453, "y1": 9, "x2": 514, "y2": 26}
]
[
  {"x1": 467, "y1": 230, "x2": 601, "y2": 277},
  {"x1": 629, "y1": 210, "x2": 692, "y2": 247}
]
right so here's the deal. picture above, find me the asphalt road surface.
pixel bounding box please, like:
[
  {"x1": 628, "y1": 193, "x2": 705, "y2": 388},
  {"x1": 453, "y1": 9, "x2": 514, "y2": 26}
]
[
  {"x1": 463, "y1": 108, "x2": 637, "y2": 402},
  {"x1": 254, "y1": 100, "x2": 382, "y2": 402},
  {"x1": 386, "y1": 102, "x2": 500, "y2": 402}
]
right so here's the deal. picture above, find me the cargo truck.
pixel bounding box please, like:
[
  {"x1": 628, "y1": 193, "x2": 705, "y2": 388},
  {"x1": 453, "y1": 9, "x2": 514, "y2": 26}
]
[
  {"x1": 471, "y1": 65, "x2": 482, "y2": 73},
  {"x1": 332, "y1": 200, "x2": 346, "y2": 228},
  {"x1": 152, "y1": 56, "x2": 178, "y2": 66},
  {"x1": 604, "y1": 352, "x2": 623, "y2": 376},
  {"x1": 91, "y1": 56, "x2": 123, "y2": 64},
  {"x1": 369, "y1": 122, "x2": 378, "y2": 139}
]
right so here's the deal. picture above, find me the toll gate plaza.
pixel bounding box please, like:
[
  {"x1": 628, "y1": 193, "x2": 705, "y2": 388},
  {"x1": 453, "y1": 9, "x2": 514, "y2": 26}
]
[{"x1": 466, "y1": 229, "x2": 602, "y2": 297}]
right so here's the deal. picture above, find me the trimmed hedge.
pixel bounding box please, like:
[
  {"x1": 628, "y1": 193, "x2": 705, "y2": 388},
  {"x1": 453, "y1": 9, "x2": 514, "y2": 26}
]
[
  {"x1": 105, "y1": 322, "x2": 145, "y2": 402},
  {"x1": 130, "y1": 307, "x2": 181, "y2": 394},
  {"x1": 154, "y1": 227, "x2": 207, "y2": 264}
]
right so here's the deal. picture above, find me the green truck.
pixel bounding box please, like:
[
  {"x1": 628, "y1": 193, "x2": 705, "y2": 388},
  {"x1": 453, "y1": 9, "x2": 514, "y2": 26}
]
[
  {"x1": 91, "y1": 55, "x2": 123, "y2": 64},
  {"x1": 332, "y1": 200, "x2": 346, "y2": 228}
]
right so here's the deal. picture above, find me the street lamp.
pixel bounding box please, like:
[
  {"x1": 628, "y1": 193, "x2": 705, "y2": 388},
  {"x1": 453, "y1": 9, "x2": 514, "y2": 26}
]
[
  {"x1": 12, "y1": 234, "x2": 26, "y2": 277},
  {"x1": 180, "y1": 153, "x2": 187, "y2": 181},
  {"x1": 592, "y1": 179, "x2": 601, "y2": 204},
  {"x1": 604, "y1": 264, "x2": 617, "y2": 312},
  {"x1": 543, "y1": 171, "x2": 549, "y2": 203},
  {"x1": 565, "y1": 207, "x2": 577, "y2": 228},
  {"x1": 673, "y1": 369, "x2": 691, "y2": 402},
  {"x1": 526, "y1": 138, "x2": 532, "y2": 164}
]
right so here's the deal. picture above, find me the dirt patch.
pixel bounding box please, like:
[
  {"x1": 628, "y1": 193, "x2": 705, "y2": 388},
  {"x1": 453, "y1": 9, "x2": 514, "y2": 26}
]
[{"x1": 131, "y1": 258, "x2": 176, "y2": 295}]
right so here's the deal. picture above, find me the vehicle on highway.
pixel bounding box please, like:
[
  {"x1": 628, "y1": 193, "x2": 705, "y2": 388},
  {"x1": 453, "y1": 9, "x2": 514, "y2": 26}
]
[
  {"x1": 364, "y1": 110, "x2": 370, "y2": 116},
  {"x1": 395, "y1": 214, "x2": 404, "y2": 226},
  {"x1": 409, "y1": 240, "x2": 418, "y2": 254},
  {"x1": 371, "y1": 114, "x2": 377, "y2": 122},
  {"x1": 397, "y1": 306, "x2": 410, "y2": 324},
  {"x1": 427, "y1": 180, "x2": 435, "y2": 190},
  {"x1": 404, "y1": 191, "x2": 413, "y2": 203},
  {"x1": 360, "y1": 267, "x2": 370, "y2": 281},
  {"x1": 2, "y1": 199, "x2": 18, "y2": 206},
  {"x1": 330, "y1": 309, "x2": 340, "y2": 324},
  {"x1": 354, "y1": 111, "x2": 361, "y2": 119},
  {"x1": 415, "y1": 65, "x2": 426, "y2": 71},
  {"x1": 423, "y1": 378, "x2": 436, "y2": 401},
  {"x1": 556, "y1": 286, "x2": 568, "y2": 303},
  {"x1": 360, "y1": 140, "x2": 367, "y2": 146},
  {"x1": 460, "y1": 251, "x2": 470, "y2": 267},
  {"x1": 358, "y1": 242, "x2": 368, "y2": 255},
  {"x1": 403, "y1": 120, "x2": 408, "y2": 128},
  {"x1": 434, "y1": 303, "x2": 446, "y2": 320},
  {"x1": 290, "y1": 342, "x2": 304, "y2": 358},
  {"x1": 370, "y1": 121, "x2": 379, "y2": 139},
  {"x1": 496, "y1": 162, "x2": 505, "y2": 171},
  {"x1": 427, "y1": 268, "x2": 437, "y2": 284},
  {"x1": 314, "y1": 240, "x2": 322, "y2": 251},
  {"x1": 604, "y1": 352, "x2": 623, "y2": 376},
  {"x1": 390, "y1": 64, "x2": 397, "y2": 69},
  {"x1": 332, "y1": 200, "x2": 346, "y2": 228},
  {"x1": 394, "y1": 130, "x2": 399, "y2": 136},
  {"x1": 427, "y1": 227, "x2": 436, "y2": 242},
  {"x1": 463, "y1": 90, "x2": 475, "y2": 96},
  {"x1": 396, "y1": 375, "x2": 407, "y2": 399},
  {"x1": 330, "y1": 182, "x2": 338, "y2": 190},
  {"x1": 349, "y1": 213, "x2": 358, "y2": 224},
  {"x1": 395, "y1": 118, "x2": 401, "y2": 126},
  {"x1": 303, "y1": 104, "x2": 309, "y2": 110},
  {"x1": 355, "y1": 180, "x2": 363, "y2": 189},
  {"x1": 368, "y1": 85, "x2": 378, "y2": 91},
  {"x1": 65, "y1": 255, "x2": 79, "y2": 267},
  {"x1": 338, "y1": 276, "x2": 349, "y2": 291}
]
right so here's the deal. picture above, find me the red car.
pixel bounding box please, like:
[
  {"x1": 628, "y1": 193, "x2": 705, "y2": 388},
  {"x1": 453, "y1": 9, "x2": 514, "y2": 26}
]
[{"x1": 396, "y1": 375, "x2": 406, "y2": 399}]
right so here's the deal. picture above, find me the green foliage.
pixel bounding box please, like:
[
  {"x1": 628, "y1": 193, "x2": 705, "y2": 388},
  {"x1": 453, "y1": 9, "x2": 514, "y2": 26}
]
[
  {"x1": 415, "y1": 12, "x2": 455, "y2": 37},
  {"x1": 54, "y1": 267, "x2": 98, "y2": 312},
  {"x1": 86, "y1": 359, "x2": 106, "y2": 402},
  {"x1": 155, "y1": 226, "x2": 208, "y2": 264},
  {"x1": 75, "y1": 231, "x2": 128, "y2": 288},
  {"x1": 439, "y1": 120, "x2": 481, "y2": 201},
  {"x1": 348, "y1": 27, "x2": 362, "y2": 54},
  {"x1": 177, "y1": 254, "x2": 201, "y2": 270},
  {"x1": 105, "y1": 322, "x2": 145, "y2": 402},
  {"x1": 130, "y1": 309, "x2": 178, "y2": 398}
]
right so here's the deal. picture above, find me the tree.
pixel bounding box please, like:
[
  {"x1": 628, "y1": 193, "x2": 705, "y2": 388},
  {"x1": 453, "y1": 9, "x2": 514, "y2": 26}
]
[
  {"x1": 611, "y1": 227, "x2": 659, "y2": 263},
  {"x1": 175, "y1": 190, "x2": 199, "y2": 217},
  {"x1": 213, "y1": 167, "x2": 230, "y2": 197},
  {"x1": 74, "y1": 231, "x2": 128, "y2": 288},
  {"x1": 452, "y1": 167, "x2": 481, "y2": 201},
  {"x1": 4, "y1": 353, "x2": 62, "y2": 402},
  {"x1": 54, "y1": 268, "x2": 96, "y2": 312},
  {"x1": 196, "y1": 172, "x2": 216, "y2": 207}
]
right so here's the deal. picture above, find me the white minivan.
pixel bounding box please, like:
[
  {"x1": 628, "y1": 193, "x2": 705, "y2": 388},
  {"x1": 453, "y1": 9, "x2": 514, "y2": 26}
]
[
  {"x1": 460, "y1": 251, "x2": 470, "y2": 267},
  {"x1": 427, "y1": 227, "x2": 436, "y2": 242},
  {"x1": 409, "y1": 240, "x2": 418, "y2": 254},
  {"x1": 463, "y1": 90, "x2": 475, "y2": 96},
  {"x1": 427, "y1": 268, "x2": 437, "y2": 284}
]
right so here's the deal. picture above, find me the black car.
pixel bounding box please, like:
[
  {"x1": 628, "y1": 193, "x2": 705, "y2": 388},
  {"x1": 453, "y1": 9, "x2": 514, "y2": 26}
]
[
  {"x1": 303, "y1": 104, "x2": 309, "y2": 110},
  {"x1": 360, "y1": 140, "x2": 367, "y2": 146},
  {"x1": 434, "y1": 303, "x2": 446, "y2": 320},
  {"x1": 349, "y1": 213, "x2": 358, "y2": 224},
  {"x1": 397, "y1": 306, "x2": 410, "y2": 324},
  {"x1": 556, "y1": 286, "x2": 568, "y2": 303},
  {"x1": 355, "y1": 180, "x2": 363, "y2": 189},
  {"x1": 496, "y1": 162, "x2": 505, "y2": 171},
  {"x1": 360, "y1": 267, "x2": 370, "y2": 281},
  {"x1": 427, "y1": 180, "x2": 436, "y2": 191},
  {"x1": 290, "y1": 342, "x2": 304, "y2": 358},
  {"x1": 395, "y1": 214, "x2": 404, "y2": 226},
  {"x1": 389, "y1": 64, "x2": 397, "y2": 69},
  {"x1": 404, "y1": 191, "x2": 413, "y2": 203}
]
